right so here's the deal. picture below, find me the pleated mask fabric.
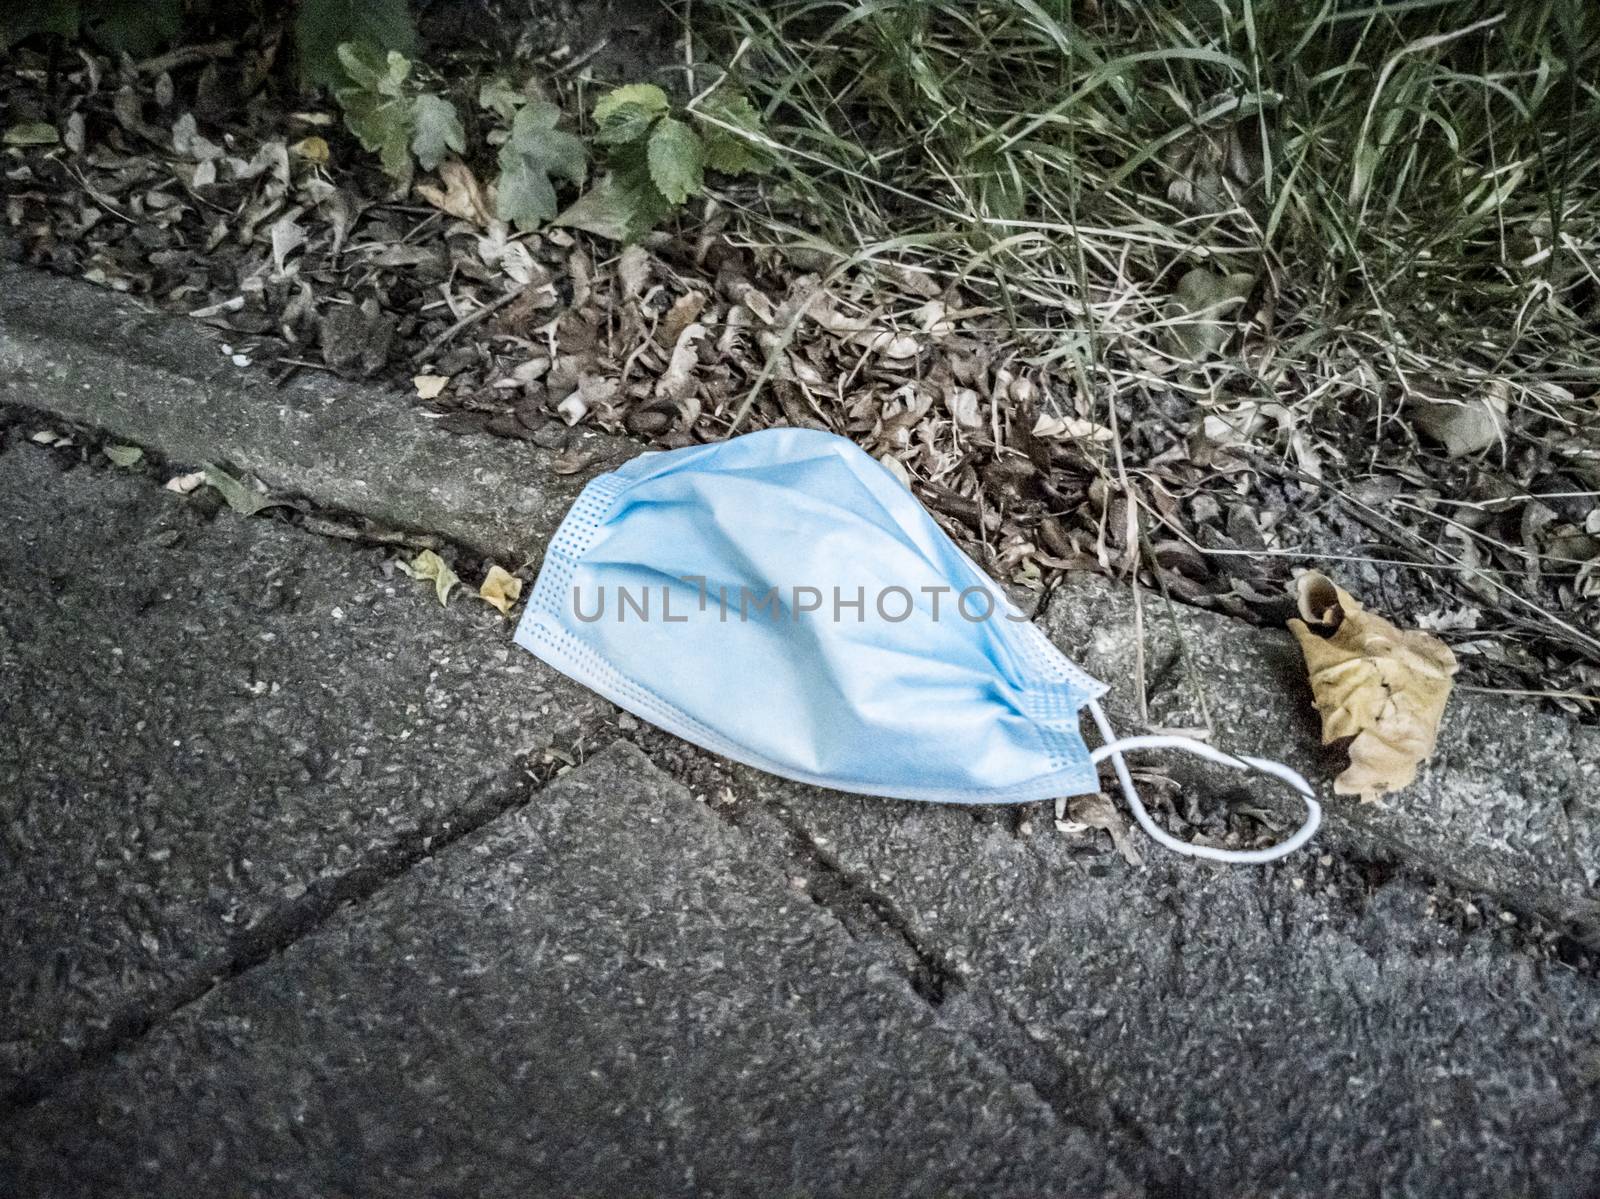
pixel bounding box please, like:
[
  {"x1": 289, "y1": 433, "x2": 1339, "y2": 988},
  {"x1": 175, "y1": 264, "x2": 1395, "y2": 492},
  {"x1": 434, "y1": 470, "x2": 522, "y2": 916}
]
[{"x1": 515, "y1": 428, "x2": 1319, "y2": 864}]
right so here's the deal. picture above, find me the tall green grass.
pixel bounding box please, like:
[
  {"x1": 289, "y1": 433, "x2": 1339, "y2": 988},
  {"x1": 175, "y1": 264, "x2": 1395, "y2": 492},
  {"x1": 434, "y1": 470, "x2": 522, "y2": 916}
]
[{"x1": 701, "y1": 0, "x2": 1600, "y2": 427}]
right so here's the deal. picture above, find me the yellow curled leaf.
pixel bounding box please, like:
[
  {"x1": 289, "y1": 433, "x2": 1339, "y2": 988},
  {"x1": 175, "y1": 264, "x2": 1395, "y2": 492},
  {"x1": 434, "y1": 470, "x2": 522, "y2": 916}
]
[
  {"x1": 478, "y1": 565, "x2": 523, "y2": 616},
  {"x1": 1287, "y1": 571, "x2": 1458, "y2": 800},
  {"x1": 398, "y1": 549, "x2": 459, "y2": 607}
]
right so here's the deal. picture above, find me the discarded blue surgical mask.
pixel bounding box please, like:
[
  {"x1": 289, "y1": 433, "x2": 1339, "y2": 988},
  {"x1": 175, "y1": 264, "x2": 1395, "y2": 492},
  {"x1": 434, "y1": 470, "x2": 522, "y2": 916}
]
[{"x1": 515, "y1": 428, "x2": 1320, "y2": 864}]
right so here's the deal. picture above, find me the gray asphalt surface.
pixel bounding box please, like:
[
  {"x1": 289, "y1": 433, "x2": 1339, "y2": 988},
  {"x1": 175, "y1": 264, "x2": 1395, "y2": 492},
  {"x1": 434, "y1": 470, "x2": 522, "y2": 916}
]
[
  {"x1": 3, "y1": 427, "x2": 1598, "y2": 1197},
  {"x1": 0, "y1": 442, "x2": 607, "y2": 1097}
]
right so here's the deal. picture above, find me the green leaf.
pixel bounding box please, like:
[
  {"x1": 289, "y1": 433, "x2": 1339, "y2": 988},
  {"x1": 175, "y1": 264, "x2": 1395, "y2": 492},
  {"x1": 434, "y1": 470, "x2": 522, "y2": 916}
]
[
  {"x1": 554, "y1": 149, "x2": 671, "y2": 243},
  {"x1": 553, "y1": 175, "x2": 658, "y2": 243},
  {"x1": 696, "y1": 93, "x2": 768, "y2": 176},
  {"x1": 333, "y1": 47, "x2": 416, "y2": 180},
  {"x1": 336, "y1": 43, "x2": 409, "y2": 95},
  {"x1": 496, "y1": 154, "x2": 559, "y2": 230},
  {"x1": 478, "y1": 78, "x2": 525, "y2": 123},
  {"x1": 296, "y1": 0, "x2": 417, "y2": 89},
  {"x1": 515, "y1": 121, "x2": 587, "y2": 188},
  {"x1": 594, "y1": 102, "x2": 660, "y2": 147},
  {"x1": 512, "y1": 98, "x2": 562, "y2": 136},
  {"x1": 646, "y1": 117, "x2": 704, "y2": 206},
  {"x1": 104, "y1": 444, "x2": 143, "y2": 468},
  {"x1": 495, "y1": 102, "x2": 587, "y2": 231},
  {"x1": 335, "y1": 41, "x2": 380, "y2": 90},
  {"x1": 337, "y1": 84, "x2": 414, "y2": 180},
  {"x1": 594, "y1": 83, "x2": 669, "y2": 127},
  {"x1": 202, "y1": 464, "x2": 283, "y2": 517},
  {"x1": 595, "y1": 85, "x2": 670, "y2": 150},
  {"x1": 702, "y1": 130, "x2": 764, "y2": 176},
  {"x1": 410, "y1": 94, "x2": 464, "y2": 170}
]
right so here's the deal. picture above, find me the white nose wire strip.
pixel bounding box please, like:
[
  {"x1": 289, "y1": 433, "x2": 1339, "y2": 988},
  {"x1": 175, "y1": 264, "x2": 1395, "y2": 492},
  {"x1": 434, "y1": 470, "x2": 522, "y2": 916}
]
[{"x1": 1085, "y1": 698, "x2": 1322, "y2": 865}]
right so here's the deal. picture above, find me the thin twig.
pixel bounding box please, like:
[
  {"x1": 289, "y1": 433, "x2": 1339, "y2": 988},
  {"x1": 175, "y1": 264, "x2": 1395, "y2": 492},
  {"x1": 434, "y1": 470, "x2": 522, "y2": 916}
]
[
  {"x1": 136, "y1": 41, "x2": 235, "y2": 75},
  {"x1": 618, "y1": 309, "x2": 663, "y2": 390},
  {"x1": 297, "y1": 514, "x2": 443, "y2": 551},
  {"x1": 1135, "y1": 508, "x2": 1216, "y2": 739},
  {"x1": 1456, "y1": 685, "x2": 1600, "y2": 705},
  {"x1": 411, "y1": 289, "x2": 522, "y2": 366},
  {"x1": 1104, "y1": 389, "x2": 1150, "y2": 727},
  {"x1": 549, "y1": 37, "x2": 610, "y2": 77}
]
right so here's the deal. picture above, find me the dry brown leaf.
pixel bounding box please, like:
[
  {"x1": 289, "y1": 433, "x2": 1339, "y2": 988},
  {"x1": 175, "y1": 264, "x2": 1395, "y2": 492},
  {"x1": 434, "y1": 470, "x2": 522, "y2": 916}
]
[
  {"x1": 617, "y1": 244, "x2": 653, "y2": 300},
  {"x1": 881, "y1": 263, "x2": 942, "y2": 299},
  {"x1": 1288, "y1": 571, "x2": 1458, "y2": 799},
  {"x1": 915, "y1": 299, "x2": 955, "y2": 336},
  {"x1": 656, "y1": 322, "x2": 707, "y2": 404},
  {"x1": 876, "y1": 453, "x2": 912, "y2": 489},
  {"x1": 858, "y1": 330, "x2": 921, "y2": 360},
  {"x1": 1033, "y1": 413, "x2": 1113, "y2": 443},
  {"x1": 1057, "y1": 793, "x2": 1143, "y2": 867},
  {"x1": 478, "y1": 565, "x2": 523, "y2": 616},
  {"x1": 551, "y1": 448, "x2": 598, "y2": 476},
  {"x1": 656, "y1": 291, "x2": 707, "y2": 349},
  {"x1": 413, "y1": 373, "x2": 449, "y2": 400},
  {"x1": 1407, "y1": 382, "x2": 1508, "y2": 459},
  {"x1": 290, "y1": 136, "x2": 330, "y2": 165},
  {"x1": 415, "y1": 160, "x2": 492, "y2": 227},
  {"x1": 946, "y1": 387, "x2": 983, "y2": 430}
]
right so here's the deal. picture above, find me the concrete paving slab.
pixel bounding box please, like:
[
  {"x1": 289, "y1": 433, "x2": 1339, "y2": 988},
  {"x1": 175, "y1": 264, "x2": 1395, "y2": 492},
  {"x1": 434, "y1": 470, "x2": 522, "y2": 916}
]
[
  {"x1": 8, "y1": 262, "x2": 1600, "y2": 926},
  {"x1": 0, "y1": 447, "x2": 608, "y2": 1100},
  {"x1": 1039, "y1": 573, "x2": 1600, "y2": 927},
  {"x1": 0, "y1": 742, "x2": 1136, "y2": 1199},
  {"x1": 0, "y1": 261, "x2": 631, "y2": 566},
  {"x1": 749, "y1": 768, "x2": 1600, "y2": 1197}
]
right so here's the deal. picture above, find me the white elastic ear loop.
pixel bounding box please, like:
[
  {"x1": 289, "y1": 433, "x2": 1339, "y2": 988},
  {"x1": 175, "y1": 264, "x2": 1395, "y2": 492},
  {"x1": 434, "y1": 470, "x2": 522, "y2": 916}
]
[{"x1": 1085, "y1": 698, "x2": 1322, "y2": 865}]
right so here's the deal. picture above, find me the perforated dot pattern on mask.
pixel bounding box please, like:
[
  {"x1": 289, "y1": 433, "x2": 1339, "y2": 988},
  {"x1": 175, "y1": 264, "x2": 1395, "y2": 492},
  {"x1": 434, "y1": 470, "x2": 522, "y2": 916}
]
[{"x1": 517, "y1": 466, "x2": 1107, "y2": 805}]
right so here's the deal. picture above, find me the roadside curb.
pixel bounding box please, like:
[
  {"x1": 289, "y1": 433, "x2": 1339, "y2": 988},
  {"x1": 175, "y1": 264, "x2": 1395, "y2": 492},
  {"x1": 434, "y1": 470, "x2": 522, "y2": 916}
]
[
  {"x1": 0, "y1": 262, "x2": 630, "y2": 567},
  {"x1": 4, "y1": 263, "x2": 1595, "y2": 928}
]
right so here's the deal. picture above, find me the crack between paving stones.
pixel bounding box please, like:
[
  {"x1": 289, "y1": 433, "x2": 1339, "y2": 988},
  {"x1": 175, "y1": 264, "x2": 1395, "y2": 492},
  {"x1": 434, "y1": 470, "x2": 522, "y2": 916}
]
[
  {"x1": 727, "y1": 790, "x2": 1191, "y2": 1193},
  {"x1": 611, "y1": 749, "x2": 1184, "y2": 1182},
  {"x1": 660, "y1": 767, "x2": 966, "y2": 1008},
  {"x1": 764, "y1": 824, "x2": 1188, "y2": 1189},
  {"x1": 636, "y1": 748, "x2": 1185, "y2": 1188},
  {"x1": 700, "y1": 780, "x2": 1597, "y2": 1196},
  {"x1": 770, "y1": 812, "x2": 963, "y2": 1007},
  {"x1": 669, "y1": 780, "x2": 1191, "y2": 1186},
  {"x1": 976, "y1": 994, "x2": 1195, "y2": 1197},
  {"x1": 0, "y1": 761, "x2": 587, "y2": 1117},
  {"x1": 619, "y1": 730, "x2": 972, "y2": 1010},
  {"x1": 0, "y1": 428, "x2": 966, "y2": 1113}
]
